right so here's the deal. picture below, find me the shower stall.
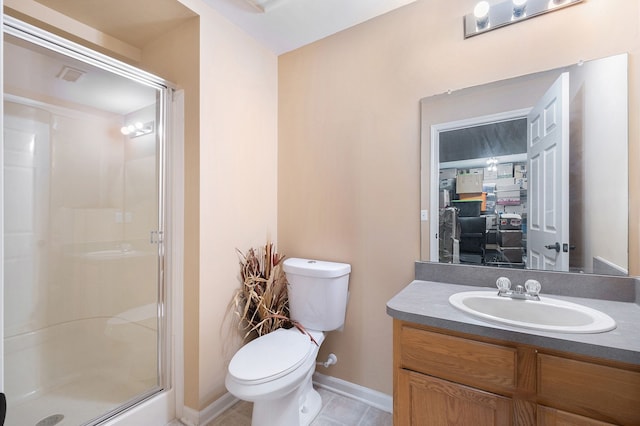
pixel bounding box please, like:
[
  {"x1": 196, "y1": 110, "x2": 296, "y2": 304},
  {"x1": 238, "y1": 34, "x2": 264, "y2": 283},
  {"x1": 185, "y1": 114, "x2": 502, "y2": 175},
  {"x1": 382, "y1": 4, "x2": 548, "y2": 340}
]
[{"x1": 2, "y1": 17, "x2": 174, "y2": 426}]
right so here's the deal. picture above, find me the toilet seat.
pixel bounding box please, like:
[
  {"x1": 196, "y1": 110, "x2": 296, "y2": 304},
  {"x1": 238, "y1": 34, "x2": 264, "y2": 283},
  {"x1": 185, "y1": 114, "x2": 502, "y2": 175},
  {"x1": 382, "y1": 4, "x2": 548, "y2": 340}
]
[{"x1": 228, "y1": 328, "x2": 315, "y2": 385}]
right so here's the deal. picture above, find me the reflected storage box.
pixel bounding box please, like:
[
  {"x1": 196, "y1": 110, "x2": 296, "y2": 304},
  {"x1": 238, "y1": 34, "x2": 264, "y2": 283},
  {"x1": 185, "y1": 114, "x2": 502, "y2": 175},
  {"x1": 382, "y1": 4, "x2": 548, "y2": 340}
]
[
  {"x1": 484, "y1": 214, "x2": 497, "y2": 229},
  {"x1": 439, "y1": 168, "x2": 457, "y2": 179},
  {"x1": 456, "y1": 174, "x2": 483, "y2": 194},
  {"x1": 440, "y1": 178, "x2": 456, "y2": 191},
  {"x1": 451, "y1": 200, "x2": 481, "y2": 217},
  {"x1": 484, "y1": 167, "x2": 498, "y2": 180},
  {"x1": 498, "y1": 230, "x2": 522, "y2": 247},
  {"x1": 498, "y1": 246, "x2": 523, "y2": 263},
  {"x1": 497, "y1": 163, "x2": 514, "y2": 178},
  {"x1": 496, "y1": 183, "x2": 521, "y2": 205},
  {"x1": 499, "y1": 214, "x2": 522, "y2": 230},
  {"x1": 459, "y1": 192, "x2": 487, "y2": 211}
]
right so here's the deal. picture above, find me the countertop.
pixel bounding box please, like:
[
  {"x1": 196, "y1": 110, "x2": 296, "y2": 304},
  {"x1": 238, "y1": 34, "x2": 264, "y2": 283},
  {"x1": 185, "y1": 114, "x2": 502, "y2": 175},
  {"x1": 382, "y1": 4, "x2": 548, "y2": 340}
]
[{"x1": 387, "y1": 280, "x2": 640, "y2": 365}]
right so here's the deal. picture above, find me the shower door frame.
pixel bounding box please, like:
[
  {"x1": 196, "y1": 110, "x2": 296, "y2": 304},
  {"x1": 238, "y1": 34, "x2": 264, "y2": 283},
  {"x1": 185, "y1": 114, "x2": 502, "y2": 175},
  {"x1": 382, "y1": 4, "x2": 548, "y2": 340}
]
[
  {"x1": 0, "y1": 2, "x2": 5, "y2": 400},
  {"x1": 1, "y1": 14, "x2": 185, "y2": 426}
]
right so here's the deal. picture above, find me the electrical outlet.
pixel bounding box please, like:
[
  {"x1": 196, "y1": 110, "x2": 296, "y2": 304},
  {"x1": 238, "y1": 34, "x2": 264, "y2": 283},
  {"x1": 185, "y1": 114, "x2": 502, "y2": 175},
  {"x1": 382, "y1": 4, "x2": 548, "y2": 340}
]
[{"x1": 421, "y1": 210, "x2": 428, "y2": 221}]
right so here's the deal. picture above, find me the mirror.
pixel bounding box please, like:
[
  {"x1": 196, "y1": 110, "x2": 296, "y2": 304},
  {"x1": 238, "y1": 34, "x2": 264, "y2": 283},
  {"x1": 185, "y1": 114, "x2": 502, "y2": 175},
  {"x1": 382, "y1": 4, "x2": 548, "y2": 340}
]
[{"x1": 421, "y1": 54, "x2": 628, "y2": 276}]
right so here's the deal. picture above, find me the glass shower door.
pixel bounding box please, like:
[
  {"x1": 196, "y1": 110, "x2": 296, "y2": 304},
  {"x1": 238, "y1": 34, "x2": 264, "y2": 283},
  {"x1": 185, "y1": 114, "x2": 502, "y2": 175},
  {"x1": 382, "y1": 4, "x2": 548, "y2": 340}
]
[{"x1": 3, "y1": 20, "x2": 168, "y2": 426}]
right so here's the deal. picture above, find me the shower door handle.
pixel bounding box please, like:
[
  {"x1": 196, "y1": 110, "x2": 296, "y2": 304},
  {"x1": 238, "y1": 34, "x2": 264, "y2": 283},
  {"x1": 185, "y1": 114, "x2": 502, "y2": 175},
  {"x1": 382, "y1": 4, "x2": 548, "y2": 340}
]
[{"x1": 150, "y1": 230, "x2": 164, "y2": 244}]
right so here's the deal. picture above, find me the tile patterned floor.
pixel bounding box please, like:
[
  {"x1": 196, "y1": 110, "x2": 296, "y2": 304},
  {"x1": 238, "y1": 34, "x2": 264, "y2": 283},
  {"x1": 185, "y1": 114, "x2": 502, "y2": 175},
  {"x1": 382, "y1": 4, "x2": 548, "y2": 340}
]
[{"x1": 204, "y1": 387, "x2": 392, "y2": 426}]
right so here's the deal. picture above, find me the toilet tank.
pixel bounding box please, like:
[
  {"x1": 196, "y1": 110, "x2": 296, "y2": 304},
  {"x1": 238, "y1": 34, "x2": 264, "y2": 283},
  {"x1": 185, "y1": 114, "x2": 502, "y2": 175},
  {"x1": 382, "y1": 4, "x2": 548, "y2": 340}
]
[{"x1": 283, "y1": 258, "x2": 351, "y2": 332}]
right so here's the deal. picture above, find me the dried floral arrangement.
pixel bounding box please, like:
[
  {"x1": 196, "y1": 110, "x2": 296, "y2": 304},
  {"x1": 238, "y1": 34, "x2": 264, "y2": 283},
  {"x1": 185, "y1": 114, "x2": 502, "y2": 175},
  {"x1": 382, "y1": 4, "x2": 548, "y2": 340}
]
[{"x1": 232, "y1": 242, "x2": 293, "y2": 339}]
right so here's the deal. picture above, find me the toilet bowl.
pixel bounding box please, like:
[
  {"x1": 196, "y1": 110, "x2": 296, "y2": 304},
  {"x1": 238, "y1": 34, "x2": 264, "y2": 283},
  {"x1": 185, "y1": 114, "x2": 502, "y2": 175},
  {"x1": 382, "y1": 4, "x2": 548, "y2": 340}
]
[
  {"x1": 226, "y1": 328, "x2": 325, "y2": 426},
  {"x1": 225, "y1": 258, "x2": 351, "y2": 426}
]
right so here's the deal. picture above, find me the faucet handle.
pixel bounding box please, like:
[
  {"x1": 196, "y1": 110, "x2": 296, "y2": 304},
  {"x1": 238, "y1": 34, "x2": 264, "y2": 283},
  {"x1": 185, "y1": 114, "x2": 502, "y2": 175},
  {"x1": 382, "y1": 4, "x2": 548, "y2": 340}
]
[
  {"x1": 496, "y1": 277, "x2": 511, "y2": 292},
  {"x1": 525, "y1": 279, "x2": 542, "y2": 295}
]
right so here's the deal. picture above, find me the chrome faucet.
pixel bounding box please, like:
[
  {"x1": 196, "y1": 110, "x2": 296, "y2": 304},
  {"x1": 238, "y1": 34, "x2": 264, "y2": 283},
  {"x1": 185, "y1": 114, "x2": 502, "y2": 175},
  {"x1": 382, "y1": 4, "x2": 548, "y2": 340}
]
[{"x1": 496, "y1": 277, "x2": 541, "y2": 301}]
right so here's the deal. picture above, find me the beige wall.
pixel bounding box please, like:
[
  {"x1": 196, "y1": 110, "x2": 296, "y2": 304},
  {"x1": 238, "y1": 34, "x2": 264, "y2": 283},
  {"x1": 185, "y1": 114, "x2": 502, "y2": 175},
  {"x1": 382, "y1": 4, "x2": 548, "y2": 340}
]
[
  {"x1": 278, "y1": 0, "x2": 640, "y2": 396},
  {"x1": 144, "y1": 0, "x2": 279, "y2": 411},
  {"x1": 177, "y1": 0, "x2": 279, "y2": 410},
  {"x1": 140, "y1": 13, "x2": 203, "y2": 409}
]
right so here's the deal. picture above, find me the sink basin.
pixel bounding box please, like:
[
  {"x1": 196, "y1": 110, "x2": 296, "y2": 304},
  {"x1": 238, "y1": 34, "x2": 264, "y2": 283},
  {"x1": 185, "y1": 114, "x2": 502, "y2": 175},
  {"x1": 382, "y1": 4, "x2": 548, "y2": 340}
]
[{"x1": 449, "y1": 291, "x2": 616, "y2": 333}]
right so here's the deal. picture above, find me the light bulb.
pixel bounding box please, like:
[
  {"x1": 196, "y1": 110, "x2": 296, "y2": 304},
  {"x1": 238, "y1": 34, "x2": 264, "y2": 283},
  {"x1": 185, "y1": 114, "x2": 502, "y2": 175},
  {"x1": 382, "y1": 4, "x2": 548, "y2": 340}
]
[
  {"x1": 135, "y1": 122, "x2": 144, "y2": 129},
  {"x1": 548, "y1": 0, "x2": 568, "y2": 9},
  {"x1": 474, "y1": 1, "x2": 490, "y2": 19},
  {"x1": 513, "y1": 0, "x2": 527, "y2": 18},
  {"x1": 121, "y1": 126, "x2": 130, "y2": 135},
  {"x1": 474, "y1": 1, "x2": 490, "y2": 28}
]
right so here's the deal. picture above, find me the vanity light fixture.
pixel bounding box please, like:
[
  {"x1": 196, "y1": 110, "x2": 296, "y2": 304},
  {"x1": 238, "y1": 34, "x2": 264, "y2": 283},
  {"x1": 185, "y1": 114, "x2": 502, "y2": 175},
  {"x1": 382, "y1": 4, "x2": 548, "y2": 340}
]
[
  {"x1": 464, "y1": 0, "x2": 583, "y2": 38},
  {"x1": 121, "y1": 121, "x2": 154, "y2": 138}
]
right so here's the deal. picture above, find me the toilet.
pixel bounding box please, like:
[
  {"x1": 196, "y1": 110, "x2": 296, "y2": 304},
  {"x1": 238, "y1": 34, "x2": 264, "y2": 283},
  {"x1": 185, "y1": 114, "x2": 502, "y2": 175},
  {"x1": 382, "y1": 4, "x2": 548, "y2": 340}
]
[{"x1": 225, "y1": 257, "x2": 351, "y2": 426}]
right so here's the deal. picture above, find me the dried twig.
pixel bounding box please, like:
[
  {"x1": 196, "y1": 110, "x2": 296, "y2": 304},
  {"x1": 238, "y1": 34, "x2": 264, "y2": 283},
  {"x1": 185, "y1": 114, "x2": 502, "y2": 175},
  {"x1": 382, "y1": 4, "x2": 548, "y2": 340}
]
[{"x1": 232, "y1": 243, "x2": 292, "y2": 338}]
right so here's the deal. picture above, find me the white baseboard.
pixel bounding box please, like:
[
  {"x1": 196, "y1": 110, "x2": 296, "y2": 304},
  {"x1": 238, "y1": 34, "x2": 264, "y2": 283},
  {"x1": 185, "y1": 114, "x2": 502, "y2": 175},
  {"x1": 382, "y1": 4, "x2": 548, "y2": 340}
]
[
  {"x1": 312, "y1": 372, "x2": 393, "y2": 413},
  {"x1": 191, "y1": 374, "x2": 393, "y2": 425},
  {"x1": 178, "y1": 406, "x2": 198, "y2": 426},
  {"x1": 181, "y1": 392, "x2": 239, "y2": 426}
]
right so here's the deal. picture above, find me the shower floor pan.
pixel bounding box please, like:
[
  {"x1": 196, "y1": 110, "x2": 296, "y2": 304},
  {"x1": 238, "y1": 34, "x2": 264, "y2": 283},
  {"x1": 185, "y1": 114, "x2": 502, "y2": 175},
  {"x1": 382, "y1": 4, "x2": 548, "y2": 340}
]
[{"x1": 5, "y1": 371, "x2": 155, "y2": 426}]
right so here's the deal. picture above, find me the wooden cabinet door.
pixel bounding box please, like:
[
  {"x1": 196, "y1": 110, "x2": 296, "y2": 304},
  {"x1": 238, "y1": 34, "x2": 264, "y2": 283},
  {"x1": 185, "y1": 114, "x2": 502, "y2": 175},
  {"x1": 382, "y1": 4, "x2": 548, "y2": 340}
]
[
  {"x1": 537, "y1": 405, "x2": 616, "y2": 426},
  {"x1": 396, "y1": 369, "x2": 513, "y2": 426},
  {"x1": 537, "y1": 354, "x2": 640, "y2": 425}
]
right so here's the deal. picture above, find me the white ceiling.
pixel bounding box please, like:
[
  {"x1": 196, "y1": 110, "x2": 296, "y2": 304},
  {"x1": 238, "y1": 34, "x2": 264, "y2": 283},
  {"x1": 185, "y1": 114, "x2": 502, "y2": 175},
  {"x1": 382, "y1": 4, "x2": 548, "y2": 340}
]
[
  {"x1": 33, "y1": 0, "x2": 418, "y2": 56},
  {"x1": 201, "y1": 0, "x2": 418, "y2": 55}
]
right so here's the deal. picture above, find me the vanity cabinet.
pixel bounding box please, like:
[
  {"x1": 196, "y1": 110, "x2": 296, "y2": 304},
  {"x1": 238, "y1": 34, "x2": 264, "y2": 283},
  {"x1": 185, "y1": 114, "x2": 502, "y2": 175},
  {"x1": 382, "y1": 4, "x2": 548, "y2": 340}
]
[
  {"x1": 537, "y1": 406, "x2": 616, "y2": 426},
  {"x1": 393, "y1": 320, "x2": 640, "y2": 425},
  {"x1": 397, "y1": 369, "x2": 513, "y2": 425}
]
